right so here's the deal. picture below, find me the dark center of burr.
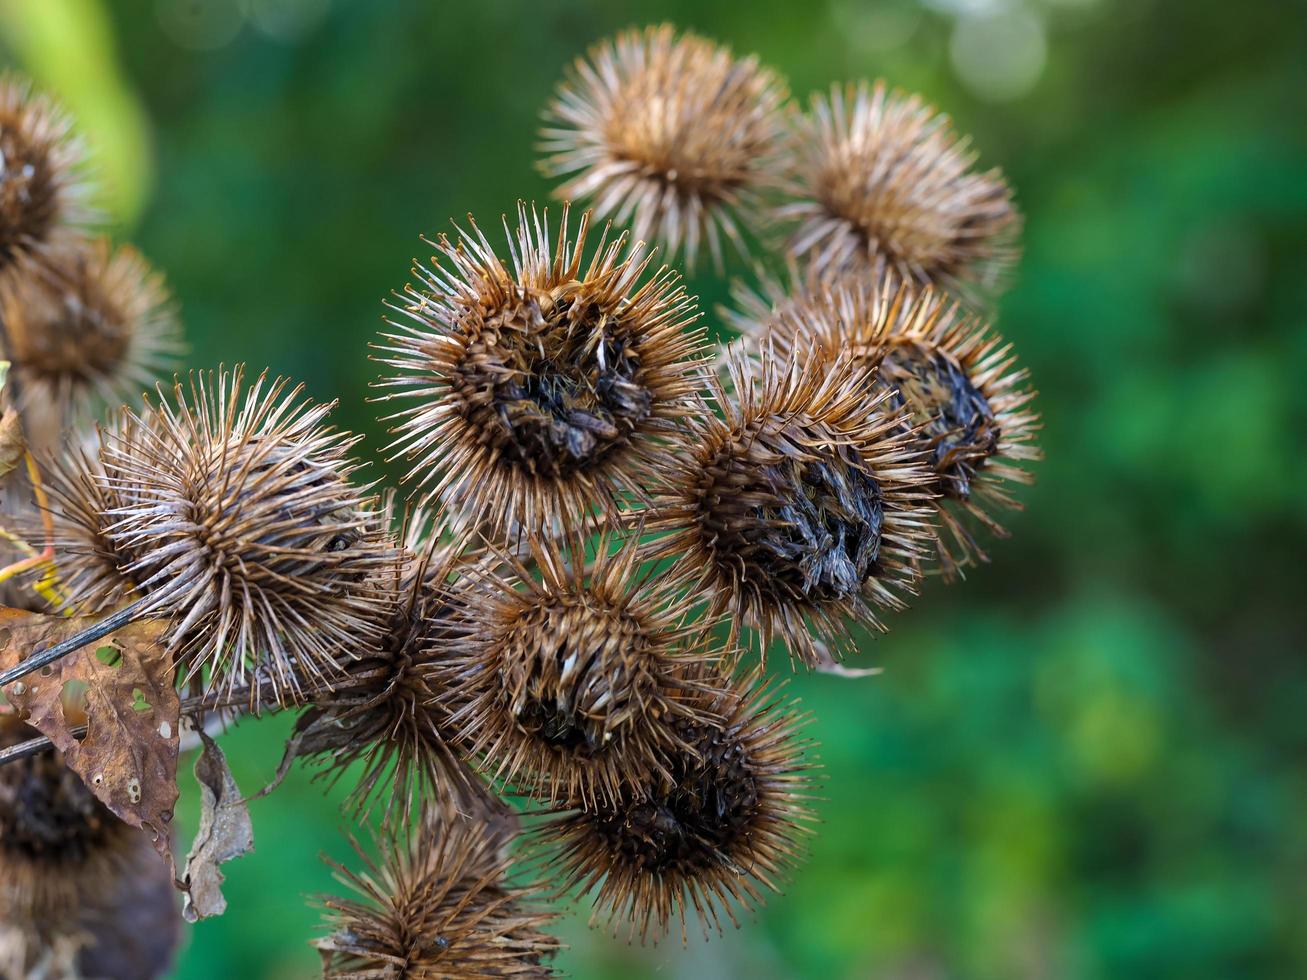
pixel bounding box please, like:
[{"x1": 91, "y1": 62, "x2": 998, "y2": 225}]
[
  {"x1": 501, "y1": 599, "x2": 655, "y2": 758},
  {"x1": 880, "y1": 341, "x2": 999, "y2": 500},
  {"x1": 702, "y1": 422, "x2": 885, "y2": 604},
  {"x1": 597, "y1": 725, "x2": 758, "y2": 874},
  {"x1": 459, "y1": 288, "x2": 652, "y2": 478}
]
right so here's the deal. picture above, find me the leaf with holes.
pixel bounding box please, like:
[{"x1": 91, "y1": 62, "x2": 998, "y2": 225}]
[{"x1": 0, "y1": 606, "x2": 180, "y2": 870}]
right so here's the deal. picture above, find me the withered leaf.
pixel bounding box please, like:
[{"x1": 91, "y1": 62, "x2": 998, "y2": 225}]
[
  {"x1": 0, "y1": 607, "x2": 181, "y2": 868},
  {"x1": 182, "y1": 730, "x2": 254, "y2": 922}
]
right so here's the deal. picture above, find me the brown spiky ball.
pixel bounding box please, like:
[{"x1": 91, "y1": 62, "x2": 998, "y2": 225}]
[
  {"x1": 289, "y1": 500, "x2": 487, "y2": 825},
  {"x1": 315, "y1": 815, "x2": 560, "y2": 978},
  {"x1": 539, "y1": 24, "x2": 789, "y2": 269},
  {"x1": 0, "y1": 74, "x2": 90, "y2": 269},
  {"x1": 47, "y1": 366, "x2": 396, "y2": 707},
  {"x1": 650, "y1": 343, "x2": 935, "y2": 666},
  {"x1": 0, "y1": 237, "x2": 181, "y2": 417},
  {"x1": 442, "y1": 533, "x2": 716, "y2": 807},
  {"x1": 540, "y1": 674, "x2": 814, "y2": 943},
  {"x1": 779, "y1": 81, "x2": 1020, "y2": 299},
  {"x1": 869, "y1": 287, "x2": 1041, "y2": 575},
  {"x1": 374, "y1": 203, "x2": 706, "y2": 538},
  {"x1": 0, "y1": 715, "x2": 140, "y2": 923}
]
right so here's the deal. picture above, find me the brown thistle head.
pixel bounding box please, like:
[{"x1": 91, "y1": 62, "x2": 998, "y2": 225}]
[
  {"x1": 47, "y1": 365, "x2": 396, "y2": 708},
  {"x1": 374, "y1": 203, "x2": 707, "y2": 538},
  {"x1": 0, "y1": 237, "x2": 182, "y2": 419},
  {"x1": 288, "y1": 500, "x2": 489, "y2": 825},
  {"x1": 778, "y1": 81, "x2": 1020, "y2": 300},
  {"x1": 441, "y1": 531, "x2": 717, "y2": 807},
  {"x1": 649, "y1": 343, "x2": 936, "y2": 667},
  {"x1": 539, "y1": 24, "x2": 790, "y2": 270},
  {"x1": 538, "y1": 672, "x2": 815, "y2": 943},
  {"x1": 868, "y1": 286, "x2": 1041, "y2": 576},
  {"x1": 0, "y1": 714, "x2": 143, "y2": 922},
  {"x1": 315, "y1": 814, "x2": 560, "y2": 978},
  {"x1": 0, "y1": 74, "x2": 91, "y2": 269}
]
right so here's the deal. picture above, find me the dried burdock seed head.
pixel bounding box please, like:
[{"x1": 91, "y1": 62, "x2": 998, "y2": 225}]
[
  {"x1": 0, "y1": 74, "x2": 91, "y2": 269},
  {"x1": 0, "y1": 714, "x2": 144, "y2": 923},
  {"x1": 0, "y1": 237, "x2": 182, "y2": 417},
  {"x1": 650, "y1": 343, "x2": 936, "y2": 667},
  {"x1": 869, "y1": 287, "x2": 1041, "y2": 576},
  {"x1": 49, "y1": 365, "x2": 396, "y2": 707},
  {"x1": 374, "y1": 203, "x2": 707, "y2": 538},
  {"x1": 539, "y1": 673, "x2": 815, "y2": 943},
  {"x1": 315, "y1": 814, "x2": 560, "y2": 978},
  {"x1": 539, "y1": 24, "x2": 790, "y2": 269},
  {"x1": 287, "y1": 500, "x2": 488, "y2": 826},
  {"x1": 443, "y1": 531, "x2": 717, "y2": 807},
  {"x1": 779, "y1": 81, "x2": 1020, "y2": 300},
  {"x1": 45, "y1": 416, "x2": 155, "y2": 617}
]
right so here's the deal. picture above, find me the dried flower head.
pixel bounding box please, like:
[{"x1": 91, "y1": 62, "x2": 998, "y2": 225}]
[
  {"x1": 45, "y1": 416, "x2": 155, "y2": 616},
  {"x1": 539, "y1": 674, "x2": 815, "y2": 943},
  {"x1": 869, "y1": 287, "x2": 1041, "y2": 575},
  {"x1": 0, "y1": 237, "x2": 181, "y2": 416},
  {"x1": 315, "y1": 815, "x2": 560, "y2": 978},
  {"x1": 650, "y1": 344, "x2": 935, "y2": 666},
  {"x1": 442, "y1": 532, "x2": 716, "y2": 807},
  {"x1": 779, "y1": 81, "x2": 1020, "y2": 299},
  {"x1": 0, "y1": 715, "x2": 143, "y2": 922},
  {"x1": 539, "y1": 24, "x2": 789, "y2": 269},
  {"x1": 728, "y1": 272, "x2": 1040, "y2": 575},
  {"x1": 47, "y1": 366, "x2": 396, "y2": 707},
  {"x1": 287, "y1": 502, "x2": 487, "y2": 825},
  {"x1": 374, "y1": 203, "x2": 706, "y2": 537},
  {"x1": 0, "y1": 74, "x2": 91, "y2": 269}
]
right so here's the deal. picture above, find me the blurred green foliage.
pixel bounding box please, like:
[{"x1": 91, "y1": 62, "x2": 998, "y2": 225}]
[{"x1": 3, "y1": 0, "x2": 1305, "y2": 977}]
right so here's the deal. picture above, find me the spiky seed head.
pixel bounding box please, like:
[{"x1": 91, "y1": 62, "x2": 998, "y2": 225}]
[
  {"x1": 292, "y1": 500, "x2": 489, "y2": 826},
  {"x1": 45, "y1": 416, "x2": 156, "y2": 617},
  {"x1": 0, "y1": 237, "x2": 182, "y2": 418},
  {"x1": 539, "y1": 673, "x2": 815, "y2": 943},
  {"x1": 315, "y1": 815, "x2": 560, "y2": 979},
  {"x1": 48, "y1": 365, "x2": 396, "y2": 708},
  {"x1": 539, "y1": 24, "x2": 789, "y2": 270},
  {"x1": 442, "y1": 532, "x2": 717, "y2": 807},
  {"x1": 778, "y1": 81, "x2": 1020, "y2": 299},
  {"x1": 374, "y1": 203, "x2": 706, "y2": 538},
  {"x1": 870, "y1": 287, "x2": 1041, "y2": 575},
  {"x1": 0, "y1": 714, "x2": 144, "y2": 923},
  {"x1": 0, "y1": 74, "x2": 91, "y2": 269},
  {"x1": 650, "y1": 343, "x2": 936, "y2": 667}
]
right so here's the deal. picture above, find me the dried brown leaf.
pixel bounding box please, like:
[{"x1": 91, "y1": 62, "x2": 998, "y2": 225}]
[
  {"x1": 0, "y1": 606, "x2": 180, "y2": 868},
  {"x1": 181, "y1": 730, "x2": 253, "y2": 922}
]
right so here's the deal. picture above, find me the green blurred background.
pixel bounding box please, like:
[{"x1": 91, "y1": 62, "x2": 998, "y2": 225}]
[{"x1": 3, "y1": 0, "x2": 1305, "y2": 976}]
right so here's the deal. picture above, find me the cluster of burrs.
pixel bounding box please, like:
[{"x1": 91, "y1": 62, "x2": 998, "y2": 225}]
[{"x1": 0, "y1": 23, "x2": 1039, "y2": 979}]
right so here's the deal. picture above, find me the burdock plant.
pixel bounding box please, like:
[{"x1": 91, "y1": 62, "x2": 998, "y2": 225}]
[{"x1": 0, "y1": 24, "x2": 1041, "y2": 979}]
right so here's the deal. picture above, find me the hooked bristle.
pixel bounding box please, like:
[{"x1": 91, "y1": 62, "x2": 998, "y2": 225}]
[
  {"x1": 778, "y1": 81, "x2": 1020, "y2": 300},
  {"x1": 440, "y1": 531, "x2": 718, "y2": 807},
  {"x1": 538, "y1": 674, "x2": 816, "y2": 944},
  {"x1": 649, "y1": 343, "x2": 937, "y2": 667},
  {"x1": 374, "y1": 202, "x2": 707, "y2": 538},
  {"x1": 539, "y1": 24, "x2": 790, "y2": 270},
  {"x1": 315, "y1": 814, "x2": 560, "y2": 978}
]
